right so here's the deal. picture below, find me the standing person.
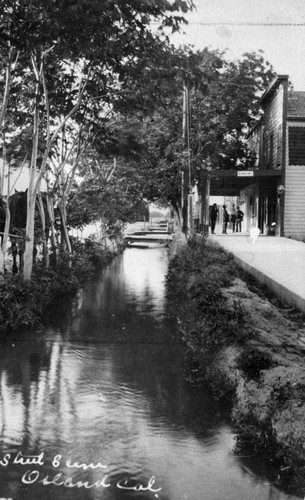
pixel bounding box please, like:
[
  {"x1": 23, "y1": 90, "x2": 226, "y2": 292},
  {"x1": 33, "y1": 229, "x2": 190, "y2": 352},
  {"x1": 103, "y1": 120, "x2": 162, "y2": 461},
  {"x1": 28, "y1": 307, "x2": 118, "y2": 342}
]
[
  {"x1": 209, "y1": 203, "x2": 218, "y2": 234},
  {"x1": 230, "y1": 204, "x2": 237, "y2": 233},
  {"x1": 222, "y1": 205, "x2": 229, "y2": 234},
  {"x1": 236, "y1": 206, "x2": 244, "y2": 232}
]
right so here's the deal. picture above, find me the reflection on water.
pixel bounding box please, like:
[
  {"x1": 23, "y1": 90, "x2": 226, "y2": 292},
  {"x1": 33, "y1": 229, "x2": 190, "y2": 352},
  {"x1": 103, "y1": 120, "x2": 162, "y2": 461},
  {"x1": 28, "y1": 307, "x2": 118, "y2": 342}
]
[{"x1": 0, "y1": 248, "x2": 301, "y2": 499}]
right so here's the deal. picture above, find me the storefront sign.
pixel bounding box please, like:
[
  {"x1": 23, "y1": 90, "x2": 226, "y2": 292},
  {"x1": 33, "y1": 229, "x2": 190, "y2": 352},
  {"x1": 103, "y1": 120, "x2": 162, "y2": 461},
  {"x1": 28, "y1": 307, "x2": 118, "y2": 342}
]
[{"x1": 237, "y1": 171, "x2": 254, "y2": 177}]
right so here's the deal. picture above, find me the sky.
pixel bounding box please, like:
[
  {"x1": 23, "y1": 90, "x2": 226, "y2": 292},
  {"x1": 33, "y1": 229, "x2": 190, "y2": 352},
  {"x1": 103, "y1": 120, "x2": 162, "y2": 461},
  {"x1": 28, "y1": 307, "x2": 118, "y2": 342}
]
[{"x1": 170, "y1": 0, "x2": 305, "y2": 90}]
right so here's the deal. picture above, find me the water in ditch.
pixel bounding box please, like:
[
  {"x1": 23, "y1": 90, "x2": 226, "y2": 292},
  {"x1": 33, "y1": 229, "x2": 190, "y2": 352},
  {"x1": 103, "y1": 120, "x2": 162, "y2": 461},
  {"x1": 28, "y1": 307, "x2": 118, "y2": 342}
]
[{"x1": 0, "y1": 247, "x2": 301, "y2": 500}]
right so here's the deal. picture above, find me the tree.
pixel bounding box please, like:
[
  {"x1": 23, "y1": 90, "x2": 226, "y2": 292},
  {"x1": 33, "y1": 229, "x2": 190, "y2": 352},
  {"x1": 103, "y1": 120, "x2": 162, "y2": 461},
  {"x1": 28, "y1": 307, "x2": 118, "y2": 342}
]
[
  {"x1": 119, "y1": 49, "x2": 274, "y2": 230},
  {"x1": 0, "y1": 0, "x2": 194, "y2": 279},
  {"x1": 67, "y1": 151, "x2": 145, "y2": 234}
]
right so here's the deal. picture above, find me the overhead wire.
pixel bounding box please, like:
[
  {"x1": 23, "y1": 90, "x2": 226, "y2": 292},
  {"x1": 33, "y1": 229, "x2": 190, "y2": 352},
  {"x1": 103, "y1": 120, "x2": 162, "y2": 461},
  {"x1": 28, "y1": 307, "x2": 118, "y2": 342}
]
[{"x1": 184, "y1": 22, "x2": 305, "y2": 27}]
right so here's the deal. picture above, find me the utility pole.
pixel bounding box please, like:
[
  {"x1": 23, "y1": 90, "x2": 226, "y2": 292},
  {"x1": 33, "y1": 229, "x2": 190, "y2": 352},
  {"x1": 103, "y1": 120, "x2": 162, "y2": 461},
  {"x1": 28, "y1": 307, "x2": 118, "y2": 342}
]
[
  {"x1": 182, "y1": 81, "x2": 193, "y2": 235},
  {"x1": 200, "y1": 177, "x2": 210, "y2": 236},
  {"x1": 201, "y1": 158, "x2": 211, "y2": 236}
]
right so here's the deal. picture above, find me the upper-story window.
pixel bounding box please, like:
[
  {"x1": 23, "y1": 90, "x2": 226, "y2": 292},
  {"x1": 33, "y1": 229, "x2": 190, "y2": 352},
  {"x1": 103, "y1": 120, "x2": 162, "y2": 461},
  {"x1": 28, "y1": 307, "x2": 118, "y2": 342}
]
[{"x1": 289, "y1": 127, "x2": 305, "y2": 165}]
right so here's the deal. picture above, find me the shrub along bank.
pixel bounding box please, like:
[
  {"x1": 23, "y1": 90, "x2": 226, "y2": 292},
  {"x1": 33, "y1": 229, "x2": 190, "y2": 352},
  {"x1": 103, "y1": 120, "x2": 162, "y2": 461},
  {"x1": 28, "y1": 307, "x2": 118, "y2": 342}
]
[
  {"x1": 166, "y1": 236, "x2": 305, "y2": 492},
  {"x1": 0, "y1": 240, "x2": 119, "y2": 333}
]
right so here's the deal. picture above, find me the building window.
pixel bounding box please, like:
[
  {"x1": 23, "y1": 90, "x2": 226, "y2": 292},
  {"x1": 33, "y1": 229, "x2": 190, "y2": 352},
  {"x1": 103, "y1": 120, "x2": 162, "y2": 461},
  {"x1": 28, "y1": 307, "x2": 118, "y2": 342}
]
[{"x1": 289, "y1": 127, "x2": 305, "y2": 165}]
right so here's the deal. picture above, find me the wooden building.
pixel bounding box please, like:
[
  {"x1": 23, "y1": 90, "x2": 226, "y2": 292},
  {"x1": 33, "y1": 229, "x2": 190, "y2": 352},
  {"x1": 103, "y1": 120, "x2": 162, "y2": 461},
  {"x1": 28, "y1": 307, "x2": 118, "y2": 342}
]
[{"x1": 210, "y1": 75, "x2": 305, "y2": 238}]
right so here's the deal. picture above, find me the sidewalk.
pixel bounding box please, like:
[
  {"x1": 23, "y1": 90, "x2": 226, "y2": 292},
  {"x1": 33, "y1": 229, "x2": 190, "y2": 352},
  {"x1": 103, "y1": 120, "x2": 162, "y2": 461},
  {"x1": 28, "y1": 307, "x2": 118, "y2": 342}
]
[{"x1": 210, "y1": 233, "x2": 305, "y2": 312}]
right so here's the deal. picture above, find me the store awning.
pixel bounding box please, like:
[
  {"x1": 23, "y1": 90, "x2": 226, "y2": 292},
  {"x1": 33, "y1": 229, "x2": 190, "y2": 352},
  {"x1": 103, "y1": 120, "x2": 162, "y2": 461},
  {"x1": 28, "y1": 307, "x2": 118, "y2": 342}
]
[{"x1": 210, "y1": 169, "x2": 282, "y2": 196}]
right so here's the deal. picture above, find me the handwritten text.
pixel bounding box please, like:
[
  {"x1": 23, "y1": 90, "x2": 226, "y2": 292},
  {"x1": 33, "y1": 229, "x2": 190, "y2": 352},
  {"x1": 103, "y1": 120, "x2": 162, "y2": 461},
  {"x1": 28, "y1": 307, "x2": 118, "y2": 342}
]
[{"x1": 0, "y1": 451, "x2": 162, "y2": 496}]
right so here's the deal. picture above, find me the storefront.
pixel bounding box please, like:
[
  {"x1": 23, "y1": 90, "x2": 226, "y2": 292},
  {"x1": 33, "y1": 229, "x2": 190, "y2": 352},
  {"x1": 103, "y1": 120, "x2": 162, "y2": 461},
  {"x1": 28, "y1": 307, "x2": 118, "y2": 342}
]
[{"x1": 210, "y1": 169, "x2": 282, "y2": 234}]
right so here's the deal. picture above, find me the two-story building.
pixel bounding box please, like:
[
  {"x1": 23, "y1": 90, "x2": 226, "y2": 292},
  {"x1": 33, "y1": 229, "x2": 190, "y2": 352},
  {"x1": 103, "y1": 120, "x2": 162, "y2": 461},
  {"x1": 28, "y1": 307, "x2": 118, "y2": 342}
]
[{"x1": 210, "y1": 75, "x2": 305, "y2": 238}]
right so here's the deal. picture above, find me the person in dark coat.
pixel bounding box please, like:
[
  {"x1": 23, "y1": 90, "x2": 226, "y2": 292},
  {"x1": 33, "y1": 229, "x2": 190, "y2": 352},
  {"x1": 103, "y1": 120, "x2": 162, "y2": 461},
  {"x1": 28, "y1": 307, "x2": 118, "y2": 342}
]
[
  {"x1": 236, "y1": 206, "x2": 244, "y2": 232},
  {"x1": 222, "y1": 205, "x2": 229, "y2": 234},
  {"x1": 209, "y1": 203, "x2": 218, "y2": 234},
  {"x1": 230, "y1": 204, "x2": 237, "y2": 233}
]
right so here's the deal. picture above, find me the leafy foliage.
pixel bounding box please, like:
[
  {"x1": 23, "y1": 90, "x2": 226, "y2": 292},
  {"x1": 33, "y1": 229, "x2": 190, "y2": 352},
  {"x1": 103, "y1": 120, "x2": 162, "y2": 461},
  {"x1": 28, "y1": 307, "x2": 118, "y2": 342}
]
[
  {"x1": 105, "y1": 49, "x2": 275, "y2": 214},
  {"x1": 0, "y1": 242, "x2": 116, "y2": 332},
  {"x1": 166, "y1": 237, "x2": 247, "y2": 362},
  {"x1": 66, "y1": 154, "x2": 143, "y2": 230},
  {"x1": 0, "y1": 0, "x2": 196, "y2": 279}
]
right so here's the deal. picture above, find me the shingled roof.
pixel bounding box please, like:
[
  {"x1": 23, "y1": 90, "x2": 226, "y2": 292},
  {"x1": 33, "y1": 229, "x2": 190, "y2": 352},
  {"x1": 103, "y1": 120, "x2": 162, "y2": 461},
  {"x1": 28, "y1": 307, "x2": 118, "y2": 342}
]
[{"x1": 288, "y1": 91, "x2": 305, "y2": 118}]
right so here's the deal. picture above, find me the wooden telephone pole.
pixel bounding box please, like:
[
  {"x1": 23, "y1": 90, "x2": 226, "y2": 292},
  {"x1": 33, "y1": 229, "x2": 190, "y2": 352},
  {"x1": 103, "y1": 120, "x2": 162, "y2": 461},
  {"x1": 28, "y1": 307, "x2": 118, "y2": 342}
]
[{"x1": 182, "y1": 81, "x2": 193, "y2": 235}]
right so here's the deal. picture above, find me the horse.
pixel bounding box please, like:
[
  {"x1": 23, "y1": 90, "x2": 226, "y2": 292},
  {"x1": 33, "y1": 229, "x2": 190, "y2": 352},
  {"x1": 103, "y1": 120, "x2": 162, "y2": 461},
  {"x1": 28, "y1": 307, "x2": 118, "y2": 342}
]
[{"x1": 0, "y1": 191, "x2": 51, "y2": 274}]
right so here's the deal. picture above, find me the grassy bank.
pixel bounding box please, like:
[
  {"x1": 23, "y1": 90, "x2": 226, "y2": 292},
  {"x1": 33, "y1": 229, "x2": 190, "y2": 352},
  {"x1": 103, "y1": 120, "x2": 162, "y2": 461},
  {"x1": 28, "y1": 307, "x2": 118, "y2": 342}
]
[
  {"x1": 166, "y1": 235, "x2": 305, "y2": 492},
  {"x1": 0, "y1": 241, "x2": 118, "y2": 333}
]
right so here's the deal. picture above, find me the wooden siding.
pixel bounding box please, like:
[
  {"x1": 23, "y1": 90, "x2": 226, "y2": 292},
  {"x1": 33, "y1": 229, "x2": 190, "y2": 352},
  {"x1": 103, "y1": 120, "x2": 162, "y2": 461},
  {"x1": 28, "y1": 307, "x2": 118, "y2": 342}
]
[
  {"x1": 248, "y1": 123, "x2": 263, "y2": 167},
  {"x1": 284, "y1": 164, "x2": 305, "y2": 237},
  {"x1": 263, "y1": 85, "x2": 284, "y2": 169}
]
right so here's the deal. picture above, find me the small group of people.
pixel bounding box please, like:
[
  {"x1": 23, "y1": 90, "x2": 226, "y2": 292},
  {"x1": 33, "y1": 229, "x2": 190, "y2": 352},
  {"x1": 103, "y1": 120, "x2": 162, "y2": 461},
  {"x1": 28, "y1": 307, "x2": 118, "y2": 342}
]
[{"x1": 209, "y1": 203, "x2": 244, "y2": 234}]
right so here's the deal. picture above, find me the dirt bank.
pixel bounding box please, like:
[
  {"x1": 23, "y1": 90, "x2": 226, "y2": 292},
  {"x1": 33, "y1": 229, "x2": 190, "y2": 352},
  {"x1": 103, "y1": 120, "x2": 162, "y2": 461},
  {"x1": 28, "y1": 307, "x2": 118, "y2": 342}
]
[{"x1": 166, "y1": 236, "x2": 305, "y2": 491}]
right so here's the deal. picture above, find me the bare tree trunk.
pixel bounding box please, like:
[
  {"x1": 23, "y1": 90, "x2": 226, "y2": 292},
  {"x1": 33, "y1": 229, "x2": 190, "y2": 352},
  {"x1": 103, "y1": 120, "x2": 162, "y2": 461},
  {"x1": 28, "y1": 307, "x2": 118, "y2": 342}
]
[
  {"x1": 38, "y1": 192, "x2": 49, "y2": 267},
  {"x1": 0, "y1": 142, "x2": 10, "y2": 276},
  {"x1": 23, "y1": 55, "x2": 91, "y2": 280},
  {"x1": 0, "y1": 247, "x2": 4, "y2": 277},
  {"x1": 46, "y1": 195, "x2": 57, "y2": 264},
  {"x1": 0, "y1": 47, "x2": 14, "y2": 276},
  {"x1": 0, "y1": 204, "x2": 8, "y2": 277},
  {"x1": 58, "y1": 201, "x2": 72, "y2": 262},
  {"x1": 23, "y1": 195, "x2": 36, "y2": 280},
  {"x1": 23, "y1": 73, "x2": 40, "y2": 281},
  {"x1": 1, "y1": 200, "x2": 11, "y2": 270}
]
